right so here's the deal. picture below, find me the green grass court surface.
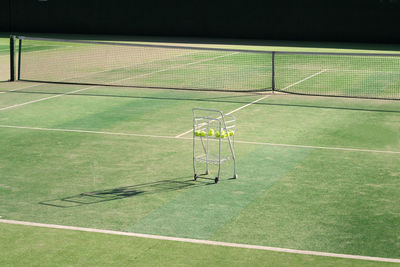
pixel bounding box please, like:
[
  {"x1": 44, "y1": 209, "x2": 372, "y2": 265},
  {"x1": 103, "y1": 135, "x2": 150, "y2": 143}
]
[{"x1": 1, "y1": 34, "x2": 400, "y2": 265}]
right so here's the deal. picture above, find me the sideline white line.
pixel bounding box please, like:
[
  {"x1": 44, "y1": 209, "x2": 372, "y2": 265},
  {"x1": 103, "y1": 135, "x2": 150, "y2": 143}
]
[
  {"x1": 0, "y1": 86, "x2": 99, "y2": 111},
  {"x1": 175, "y1": 69, "x2": 328, "y2": 138},
  {"x1": 1, "y1": 124, "x2": 399, "y2": 155},
  {"x1": 0, "y1": 84, "x2": 39, "y2": 94},
  {"x1": 125, "y1": 52, "x2": 239, "y2": 81},
  {"x1": 0, "y1": 82, "x2": 59, "y2": 94},
  {"x1": 0, "y1": 52, "x2": 238, "y2": 111},
  {"x1": 0, "y1": 219, "x2": 399, "y2": 263},
  {"x1": 282, "y1": 69, "x2": 328, "y2": 90}
]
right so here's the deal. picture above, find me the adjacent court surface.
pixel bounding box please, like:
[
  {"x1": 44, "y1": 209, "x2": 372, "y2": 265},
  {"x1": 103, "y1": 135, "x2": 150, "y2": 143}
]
[{"x1": 0, "y1": 34, "x2": 400, "y2": 265}]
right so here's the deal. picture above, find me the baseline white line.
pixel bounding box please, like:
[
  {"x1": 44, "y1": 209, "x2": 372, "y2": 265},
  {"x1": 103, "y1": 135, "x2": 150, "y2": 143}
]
[
  {"x1": 0, "y1": 52, "x2": 238, "y2": 111},
  {"x1": 1, "y1": 124, "x2": 399, "y2": 155},
  {"x1": 0, "y1": 219, "x2": 399, "y2": 263},
  {"x1": 175, "y1": 69, "x2": 328, "y2": 138}
]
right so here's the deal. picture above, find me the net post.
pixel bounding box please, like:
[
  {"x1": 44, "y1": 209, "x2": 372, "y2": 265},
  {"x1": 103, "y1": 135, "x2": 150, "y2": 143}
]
[
  {"x1": 271, "y1": 51, "x2": 275, "y2": 92},
  {"x1": 18, "y1": 38, "x2": 22, "y2": 80},
  {"x1": 9, "y1": 35, "x2": 15, "y2": 81}
]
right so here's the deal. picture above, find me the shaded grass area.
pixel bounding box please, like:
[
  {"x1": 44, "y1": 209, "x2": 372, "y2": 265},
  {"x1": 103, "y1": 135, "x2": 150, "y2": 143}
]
[
  {"x1": 0, "y1": 223, "x2": 395, "y2": 266},
  {"x1": 213, "y1": 149, "x2": 400, "y2": 258}
]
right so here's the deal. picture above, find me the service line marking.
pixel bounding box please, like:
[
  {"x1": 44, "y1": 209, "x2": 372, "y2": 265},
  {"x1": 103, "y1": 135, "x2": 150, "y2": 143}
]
[
  {"x1": 1, "y1": 124, "x2": 399, "y2": 155},
  {"x1": 175, "y1": 69, "x2": 328, "y2": 138},
  {"x1": 0, "y1": 219, "x2": 399, "y2": 263}
]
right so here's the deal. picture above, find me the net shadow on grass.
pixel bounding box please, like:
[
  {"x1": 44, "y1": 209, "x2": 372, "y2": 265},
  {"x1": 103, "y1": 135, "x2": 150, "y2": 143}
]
[
  {"x1": 39, "y1": 177, "x2": 211, "y2": 208},
  {"x1": 19, "y1": 79, "x2": 272, "y2": 93},
  {"x1": 6, "y1": 87, "x2": 400, "y2": 114}
]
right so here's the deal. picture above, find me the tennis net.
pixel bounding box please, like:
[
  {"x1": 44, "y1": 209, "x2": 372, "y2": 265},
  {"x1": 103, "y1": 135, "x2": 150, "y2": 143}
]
[
  {"x1": 9, "y1": 36, "x2": 400, "y2": 99},
  {"x1": 10, "y1": 36, "x2": 272, "y2": 93}
]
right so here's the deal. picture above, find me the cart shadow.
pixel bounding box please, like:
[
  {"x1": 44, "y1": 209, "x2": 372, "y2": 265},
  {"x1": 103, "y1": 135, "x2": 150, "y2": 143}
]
[{"x1": 39, "y1": 177, "x2": 211, "y2": 208}]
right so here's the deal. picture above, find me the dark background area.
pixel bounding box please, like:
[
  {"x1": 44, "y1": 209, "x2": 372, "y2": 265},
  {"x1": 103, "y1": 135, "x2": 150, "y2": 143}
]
[{"x1": 2, "y1": 0, "x2": 400, "y2": 43}]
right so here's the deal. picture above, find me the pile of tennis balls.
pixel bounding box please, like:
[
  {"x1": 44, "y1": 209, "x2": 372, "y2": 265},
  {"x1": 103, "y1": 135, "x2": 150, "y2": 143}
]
[{"x1": 194, "y1": 129, "x2": 234, "y2": 138}]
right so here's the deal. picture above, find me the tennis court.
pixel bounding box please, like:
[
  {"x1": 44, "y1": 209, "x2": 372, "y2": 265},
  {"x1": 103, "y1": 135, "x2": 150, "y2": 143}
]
[{"x1": 1, "y1": 35, "x2": 400, "y2": 265}]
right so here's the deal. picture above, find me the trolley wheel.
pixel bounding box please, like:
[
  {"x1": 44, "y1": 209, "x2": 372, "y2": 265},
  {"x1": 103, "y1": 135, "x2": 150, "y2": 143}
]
[
  {"x1": 214, "y1": 177, "x2": 219, "y2": 184},
  {"x1": 233, "y1": 174, "x2": 238, "y2": 179},
  {"x1": 194, "y1": 174, "x2": 198, "y2": 181}
]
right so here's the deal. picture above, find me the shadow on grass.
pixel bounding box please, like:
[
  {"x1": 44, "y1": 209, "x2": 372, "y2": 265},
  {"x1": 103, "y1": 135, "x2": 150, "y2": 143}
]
[
  {"x1": 39, "y1": 177, "x2": 211, "y2": 208},
  {"x1": 7, "y1": 86, "x2": 400, "y2": 114}
]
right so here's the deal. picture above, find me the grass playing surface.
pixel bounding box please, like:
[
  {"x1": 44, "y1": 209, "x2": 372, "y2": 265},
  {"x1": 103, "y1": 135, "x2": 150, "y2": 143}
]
[
  {"x1": 3, "y1": 223, "x2": 396, "y2": 266},
  {"x1": 1, "y1": 34, "x2": 400, "y2": 265}
]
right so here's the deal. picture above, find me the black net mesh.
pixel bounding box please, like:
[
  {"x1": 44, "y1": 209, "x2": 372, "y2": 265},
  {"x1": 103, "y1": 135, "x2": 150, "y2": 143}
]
[
  {"x1": 17, "y1": 37, "x2": 272, "y2": 92},
  {"x1": 275, "y1": 52, "x2": 400, "y2": 100},
  {"x1": 14, "y1": 37, "x2": 400, "y2": 99}
]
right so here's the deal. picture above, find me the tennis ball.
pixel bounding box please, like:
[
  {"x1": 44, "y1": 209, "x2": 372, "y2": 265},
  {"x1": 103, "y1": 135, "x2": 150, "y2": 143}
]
[
  {"x1": 215, "y1": 131, "x2": 220, "y2": 138},
  {"x1": 194, "y1": 131, "x2": 200, "y2": 136},
  {"x1": 208, "y1": 129, "x2": 215, "y2": 136},
  {"x1": 200, "y1": 131, "x2": 206, "y2": 137},
  {"x1": 228, "y1": 130, "x2": 234, "y2": 136}
]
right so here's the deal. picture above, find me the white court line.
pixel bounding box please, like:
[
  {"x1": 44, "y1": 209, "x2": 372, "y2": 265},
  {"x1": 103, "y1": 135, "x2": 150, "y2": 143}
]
[
  {"x1": 0, "y1": 219, "x2": 399, "y2": 263},
  {"x1": 175, "y1": 69, "x2": 328, "y2": 138},
  {"x1": 0, "y1": 82, "x2": 52, "y2": 94},
  {"x1": 0, "y1": 52, "x2": 238, "y2": 111},
  {"x1": 282, "y1": 69, "x2": 328, "y2": 90},
  {"x1": 174, "y1": 95, "x2": 271, "y2": 138},
  {"x1": 124, "y1": 52, "x2": 238, "y2": 80},
  {"x1": 1, "y1": 124, "x2": 399, "y2": 155},
  {"x1": 0, "y1": 86, "x2": 100, "y2": 111},
  {"x1": 0, "y1": 124, "x2": 175, "y2": 140}
]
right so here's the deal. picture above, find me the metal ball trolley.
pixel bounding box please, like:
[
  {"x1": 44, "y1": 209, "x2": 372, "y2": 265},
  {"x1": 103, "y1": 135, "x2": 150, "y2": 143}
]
[{"x1": 192, "y1": 108, "x2": 237, "y2": 183}]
